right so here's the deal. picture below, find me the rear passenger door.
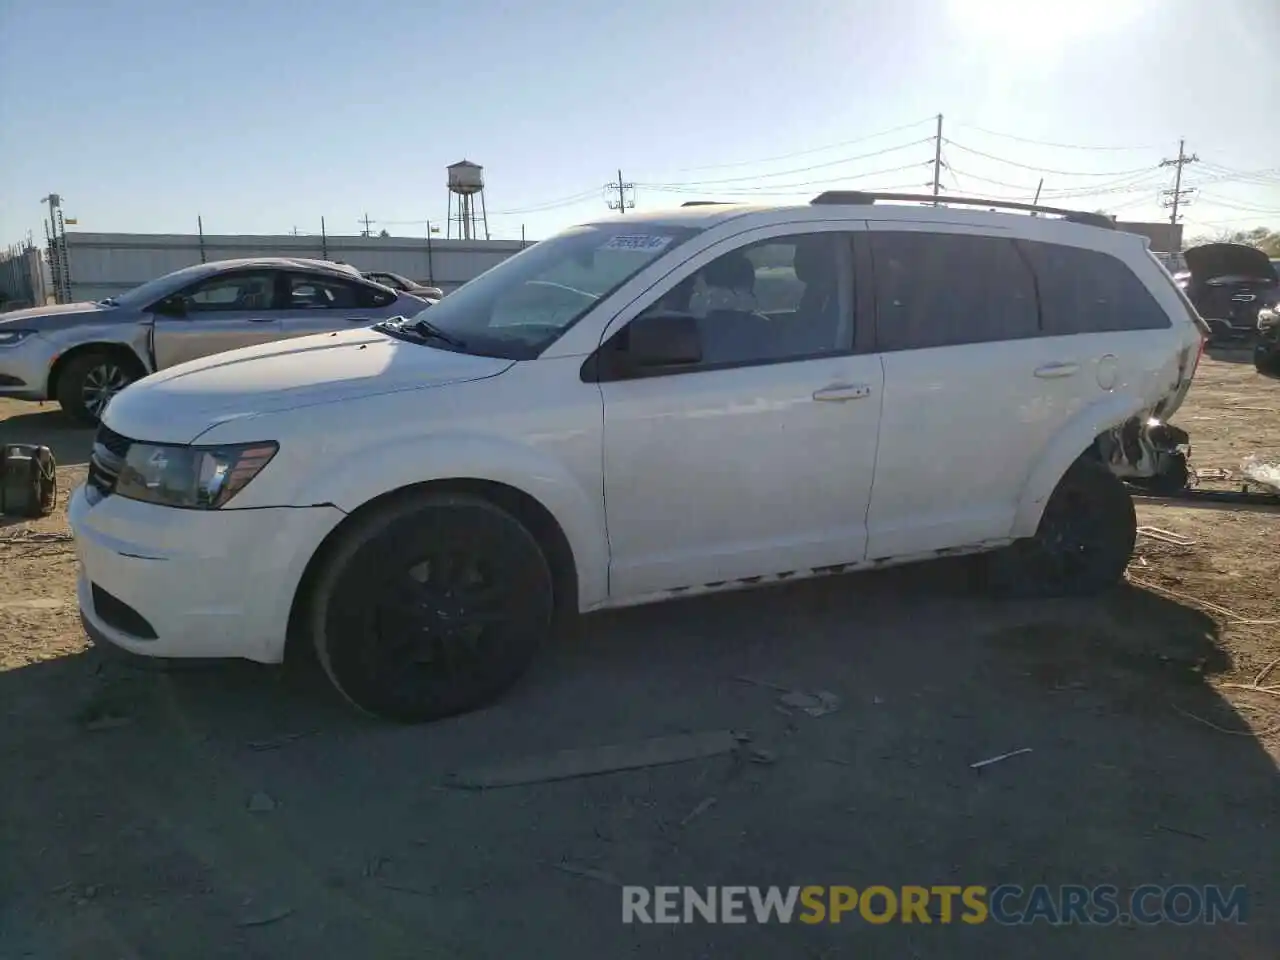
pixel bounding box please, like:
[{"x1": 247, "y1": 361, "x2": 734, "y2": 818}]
[
  {"x1": 862, "y1": 227, "x2": 1088, "y2": 560},
  {"x1": 277, "y1": 273, "x2": 398, "y2": 339}
]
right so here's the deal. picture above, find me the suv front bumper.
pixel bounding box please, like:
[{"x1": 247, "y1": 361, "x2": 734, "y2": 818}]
[{"x1": 68, "y1": 484, "x2": 344, "y2": 663}]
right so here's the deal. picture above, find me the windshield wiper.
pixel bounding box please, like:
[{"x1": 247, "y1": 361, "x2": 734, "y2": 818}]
[{"x1": 98, "y1": 297, "x2": 119, "y2": 306}]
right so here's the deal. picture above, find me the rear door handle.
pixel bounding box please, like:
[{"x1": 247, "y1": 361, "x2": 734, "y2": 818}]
[
  {"x1": 812, "y1": 383, "x2": 872, "y2": 402},
  {"x1": 247, "y1": 316, "x2": 276, "y2": 323},
  {"x1": 1034, "y1": 362, "x2": 1079, "y2": 379}
]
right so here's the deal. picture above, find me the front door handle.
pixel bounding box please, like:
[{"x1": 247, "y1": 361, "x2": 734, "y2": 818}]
[
  {"x1": 246, "y1": 316, "x2": 276, "y2": 323},
  {"x1": 813, "y1": 383, "x2": 872, "y2": 402},
  {"x1": 1034, "y1": 362, "x2": 1079, "y2": 379}
]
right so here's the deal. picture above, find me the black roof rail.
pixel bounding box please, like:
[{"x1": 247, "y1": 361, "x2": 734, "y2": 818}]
[
  {"x1": 809, "y1": 191, "x2": 1115, "y2": 229},
  {"x1": 680, "y1": 200, "x2": 734, "y2": 207}
]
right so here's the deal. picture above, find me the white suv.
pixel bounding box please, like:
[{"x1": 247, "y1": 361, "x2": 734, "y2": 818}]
[{"x1": 69, "y1": 192, "x2": 1207, "y2": 722}]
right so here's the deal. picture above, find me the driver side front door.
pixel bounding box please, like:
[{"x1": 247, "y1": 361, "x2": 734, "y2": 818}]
[{"x1": 151, "y1": 269, "x2": 284, "y2": 368}]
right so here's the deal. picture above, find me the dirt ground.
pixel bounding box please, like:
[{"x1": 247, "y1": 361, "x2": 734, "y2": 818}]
[{"x1": 1, "y1": 356, "x2": 1277, "y2": 959}]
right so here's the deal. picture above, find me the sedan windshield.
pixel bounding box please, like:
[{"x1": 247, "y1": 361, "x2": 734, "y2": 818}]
[{"x1": 397, "y1": 223, "x2": 701, "y2": 358}]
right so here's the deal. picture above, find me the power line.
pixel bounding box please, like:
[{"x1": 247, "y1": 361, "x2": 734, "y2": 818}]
[
  {"x1": 952, "y1": 122, "x2": 1160, "y2": 152},
  {"x1": 639, "y1": 138, "x2": 933, "y2": 187},
  {"x1": 488, "y1": 189, "x2": 600, "y2": 215},
  {"x1": 943, "y1": 140, "x2": 1156, "y2": 177},
  {"x1": 643, "y1": 162, "x2": 930, "y2": 195},
  {"x1": 1159, "y1": 138, "x2": 1200, "y2": 225},
  {"x1": 604, "y1": 169, "x2": 635, "y2": 213},
  {"x1": 671, "y1": 115, "x2": 936, "y2": 172}
]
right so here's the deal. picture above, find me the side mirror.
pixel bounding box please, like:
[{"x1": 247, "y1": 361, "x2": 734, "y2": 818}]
[
  {"x1": 624, "y1": 312, "x2": 702, "y2": 368},
  {"x1": 152, "y1": 295, "x2": 187, "y2": 318}
]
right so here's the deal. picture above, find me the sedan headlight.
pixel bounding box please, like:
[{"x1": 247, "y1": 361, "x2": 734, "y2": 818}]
[
  {"x1": 0, "y1": 330, "x2": 36, "y2": 346},
  {"x1": 115, "y1": 442, "x2": 278, "y2": 509}
]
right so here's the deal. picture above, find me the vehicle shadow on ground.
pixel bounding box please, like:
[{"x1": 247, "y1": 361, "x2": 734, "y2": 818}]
[
  {"x1": 1, "y1": 563, "x2": 1275, "y2": 960},
  {"x1": 0, "y1": 407, "x2": 93, "y2": 466},
  {"x1": 1205, "y1": 344, "x2": 1256, "y2": 366}
]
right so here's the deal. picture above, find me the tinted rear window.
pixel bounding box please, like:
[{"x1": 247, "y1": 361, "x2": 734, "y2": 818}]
[
  {"x1": 1019, "y1": 241, "x2": 1171, "y2": 335},
  {"x1": 869, "y1": 232, "x2": 1038, "y2": 351}
]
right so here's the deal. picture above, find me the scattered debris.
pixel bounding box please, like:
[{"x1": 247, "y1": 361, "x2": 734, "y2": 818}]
[
  {"x1": 1126, "y1": 576, "x2": 1280, "y2": 626},
  {"x1": 444, "y1": 730, "x2": 743, "y2": 789},
  {"x1": 778, "y1": 690, "x2": 842, "y2": 718},
  {"x1": 246, "y1": 791, "x2": 278, "y2": 812},
  {"x1": 1241, "y1": 454, "x2": 1280, "y2": 493},
  {"x1": 1170, "y1": 703, "x2": 1280, "y2": 738},
  {"x1": 1193, "y1": 467, "x2": 1232, "y2": 482},
  {"x1": 1256, "y1": 656, "x2": 1280, "y2": 687},
  {"x1": 679, "y1": 796, "x2": 718, "y2": 827},
  {"x1": 969, "y1": 747, "x2": 1033, "y2": 770},
  {"x1": 1136, "y1": 526, "x2": 1197, "y2": 546},
  {"x1": 745, "y1": 748, "x2": 777, "y2": 765},
  {"x1": 83, "y1": 715, "x2": 134, "y2": 732},
  {"x1": 235, "y1": 906, "x2": 294, "y2": 927},
  {"x1": 1220, "y1": 683, "x2": 1280, "y2": 700},
  {"x1": 246, "y1": 731, "x2": 316, "y2": 752},
  {"x1": 1155, "y1": 824, "x2": 1208, "y2": 842},
  {"x1": 734, "y1": 675, "x2": 792, "y2": 692},
  {"x1": 548, "y1": 862, "x2": 622, "y2": 887},
  {"x1": 377, "y1": 881, "x2": 432, "y2": 897}
]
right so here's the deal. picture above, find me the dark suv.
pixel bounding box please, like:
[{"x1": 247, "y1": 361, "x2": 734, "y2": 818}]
[{"x1": 1177, "y1": 243, "x2": 1279, "y2": 342}]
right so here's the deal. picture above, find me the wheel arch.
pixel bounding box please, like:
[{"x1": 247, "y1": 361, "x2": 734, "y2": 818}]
[
  {"x1": 284, "y1": 478, "x2": 583, "y2": 666},
  {"x1": 47, "y1": 341, "x2": 149, "y2": 401},
  {"x1": 1011, "y1": 393, "x2": 1149, "y2": 538}
]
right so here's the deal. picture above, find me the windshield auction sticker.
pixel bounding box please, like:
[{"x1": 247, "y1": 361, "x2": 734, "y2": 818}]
[{"x1": 601, "y1": 235, "x2": 673, "y2": 253}]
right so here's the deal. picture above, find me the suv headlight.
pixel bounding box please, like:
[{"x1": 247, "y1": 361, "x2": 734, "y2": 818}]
[
  {"x1": 115, "y1": 441, "x2": 278, "y2": 509},
  {"x1": 0, "y1": 330, "x2": 36, "y2": 346}
]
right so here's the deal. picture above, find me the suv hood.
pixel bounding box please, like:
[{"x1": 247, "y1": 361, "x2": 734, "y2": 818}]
[
  {"x1": 0, "y1": 301, "x2": 112, "y2": 329},
  {"x1": 1183, "y1": 243, "x2": 1278, "y2": 284},
  {"x1": 102, "y1": 327, "x2": 514, "y2": 444}
]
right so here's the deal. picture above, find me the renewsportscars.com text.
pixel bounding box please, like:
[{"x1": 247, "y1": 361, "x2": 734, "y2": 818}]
[{"x1": 622, "y1": 884, "x2": 1248, "y2": 926}]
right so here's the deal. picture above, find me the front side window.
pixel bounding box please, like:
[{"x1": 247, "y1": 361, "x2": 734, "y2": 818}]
[
  {"x1": 628, "y1": 232, "x2": 853, "y2": 368},
  {"x1": 869, "y1": 232, "x2": 1038, "y2": 351},
  {"x1": 1020, "y1": 241, "x2": 1171, "y2": 335},
  {"x1": 397, "y1": 224, "x2": 702, "y2": 359},
  {"x1": 182, "y1": 272, "x2": 277, "y2": 312}
]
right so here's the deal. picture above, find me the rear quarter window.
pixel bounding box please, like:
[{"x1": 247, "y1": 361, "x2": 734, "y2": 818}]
[{"x1": 1019, "y1": 241, "x2": 1171, "y2": 335}]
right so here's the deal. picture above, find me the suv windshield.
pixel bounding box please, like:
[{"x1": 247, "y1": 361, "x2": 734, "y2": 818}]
[{"x1": 394, "y1": 223, "x2": 702, "y2": 359}]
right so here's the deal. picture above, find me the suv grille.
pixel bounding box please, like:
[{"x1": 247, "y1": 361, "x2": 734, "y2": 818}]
[{"x1": 87, "y1": 425, "x2": 133, "y2": 499}]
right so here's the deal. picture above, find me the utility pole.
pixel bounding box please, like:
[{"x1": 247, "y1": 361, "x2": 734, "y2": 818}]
[
  {"x1": 1159, "y1": 138, "x2": 1199, "y2": 226},
  {"x1": 604, "y1": 169, "x2": 635, "y2": 214},
  {"x1": 359, "y1": 213, "x2": 375, "y2": 237},
  {"x1": 931, "y1": 114, "x2": 944, "y2": 205}
]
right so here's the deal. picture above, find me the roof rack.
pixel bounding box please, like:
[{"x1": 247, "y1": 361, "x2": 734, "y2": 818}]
[
  {"x1": 680, "y1": 201, "x2": 734, "y2": 207},
  {"x1": 808, "y1": 191, "x2": 1115, "y2": 229}
]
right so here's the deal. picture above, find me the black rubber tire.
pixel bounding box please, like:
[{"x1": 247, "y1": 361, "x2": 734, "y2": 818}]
[
  {"x1": 55, "y1": 351, "x2": 138, "y2": 426},
  {"x1": 985, "y1": 458, "x2": 1137, "y2": 599},
  {"x1": 309, "y1": 492, "x2": 554, "y2": 723},
  {"x1": 1254, "y1": 345, "x2": 1280, "y2": 380}
]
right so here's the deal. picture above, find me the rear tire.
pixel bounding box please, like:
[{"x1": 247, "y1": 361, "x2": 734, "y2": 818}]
[
  {"x1": 309, "y1": 492, "x2": 554, "y2": 723},
  {"x1": 985, "y1": 458, "x2": 1136, "y2": 599},
  {"x1": 56, "y1": 351, "x2": 138, "y2": 426}
]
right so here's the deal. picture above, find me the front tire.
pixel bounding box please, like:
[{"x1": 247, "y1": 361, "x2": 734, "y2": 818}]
[
  {"x1": 309, "y1": 492, "x2": 554, "y2": 723},
  {"x1": 56, "y1": 351, "x2": 138, "y2": 425},
  {"x1": 986, "y1": 458, "x2": 1137, "y2": 599}
]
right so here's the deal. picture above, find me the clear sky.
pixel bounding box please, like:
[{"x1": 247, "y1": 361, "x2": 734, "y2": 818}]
[{"x1": 1, "y1": 0, "x2": 1277, "y2": 247}]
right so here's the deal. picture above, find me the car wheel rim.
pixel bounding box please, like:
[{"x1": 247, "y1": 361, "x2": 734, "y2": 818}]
[
  {"x1": 82, "y1": 363, "x2": 131, "y2": 416},
  {"x1": 367, "y1": 551, "x2": 511, "y2": 686}
]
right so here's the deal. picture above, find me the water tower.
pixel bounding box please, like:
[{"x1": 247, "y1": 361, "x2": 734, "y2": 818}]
[{"x1": 446, "y1": 160, "x2": 489, "y2": 240}]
